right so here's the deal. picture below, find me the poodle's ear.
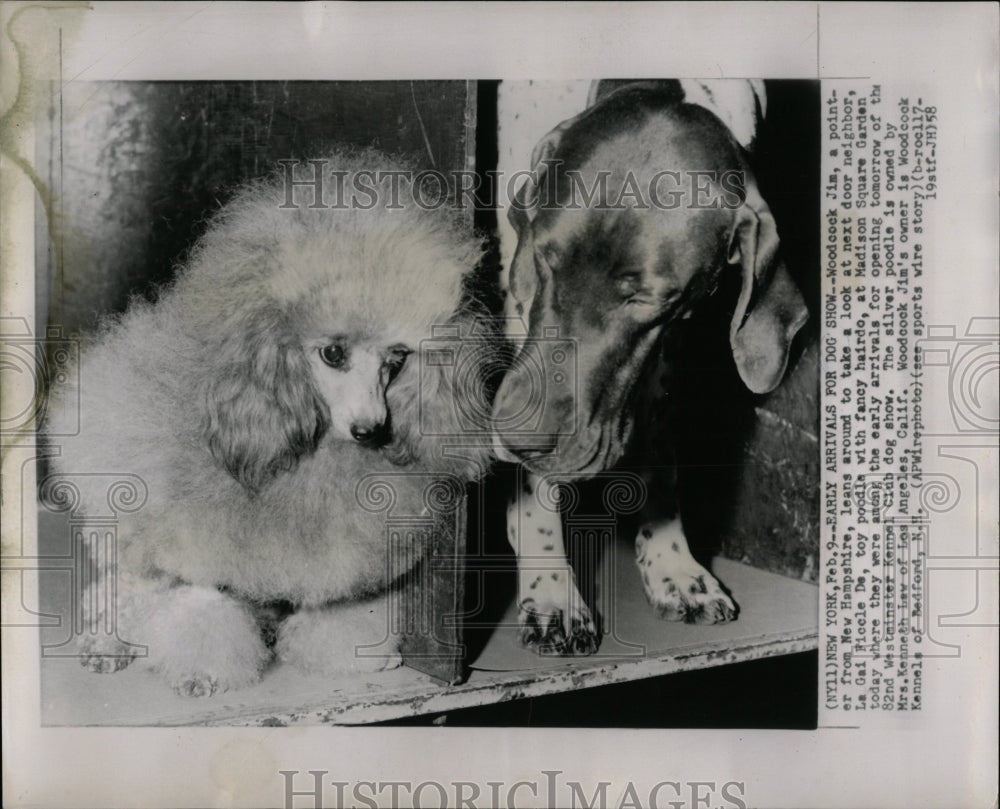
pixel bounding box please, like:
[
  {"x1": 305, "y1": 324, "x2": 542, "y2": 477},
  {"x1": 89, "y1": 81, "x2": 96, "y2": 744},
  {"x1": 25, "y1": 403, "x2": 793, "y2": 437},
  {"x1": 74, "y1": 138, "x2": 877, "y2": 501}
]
[{"x1": 203, "y1": 308, "x2": 329, "y2": 493}]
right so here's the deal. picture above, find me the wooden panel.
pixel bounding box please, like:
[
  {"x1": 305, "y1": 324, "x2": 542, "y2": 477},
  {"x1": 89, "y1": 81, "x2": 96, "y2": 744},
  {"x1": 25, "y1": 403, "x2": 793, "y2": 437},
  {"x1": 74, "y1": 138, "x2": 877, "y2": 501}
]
[{"x1": 396, "y1": 494, "x2": 468, "y2": 685}]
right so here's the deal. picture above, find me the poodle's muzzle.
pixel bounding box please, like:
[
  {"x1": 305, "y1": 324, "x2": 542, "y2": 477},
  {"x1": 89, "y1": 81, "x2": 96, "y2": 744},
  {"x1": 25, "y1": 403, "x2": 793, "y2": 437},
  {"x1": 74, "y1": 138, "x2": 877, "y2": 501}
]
[
  {"x1": 350, "y1": 419, "x2": 391, "y2": 448},
  {"x1": 308, "y1": 342, "x2": 402, "y2": 448}
]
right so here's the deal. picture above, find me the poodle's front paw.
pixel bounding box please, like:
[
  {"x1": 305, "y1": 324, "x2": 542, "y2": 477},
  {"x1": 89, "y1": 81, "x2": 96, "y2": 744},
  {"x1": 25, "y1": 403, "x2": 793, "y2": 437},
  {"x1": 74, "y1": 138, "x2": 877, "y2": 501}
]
[
  {"x1": 142, "y1": 585, "x2": 273, "y2": 696},
  {"x1": 163, "y1": 663, "x2": 264, "y2": 697},
  {"x1": 276, "y1": 598, "x2": 401, "y2": 675},
  {"x1": 79, "y1": 636, "x2": 137, "y2": 673},
  {"x1": 172, "y1": 674, "x2": 220, "y2": 698}
]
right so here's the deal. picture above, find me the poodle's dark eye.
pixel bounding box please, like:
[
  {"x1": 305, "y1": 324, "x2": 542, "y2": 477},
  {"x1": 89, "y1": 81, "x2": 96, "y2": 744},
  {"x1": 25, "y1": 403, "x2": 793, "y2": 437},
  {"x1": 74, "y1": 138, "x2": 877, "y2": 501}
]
[
  {"x1": 384, "y1": 344, "x2": 412, "y2": 377},
  {"x1": 319, "y1": 343, "x2": 347, "y2": 369}
]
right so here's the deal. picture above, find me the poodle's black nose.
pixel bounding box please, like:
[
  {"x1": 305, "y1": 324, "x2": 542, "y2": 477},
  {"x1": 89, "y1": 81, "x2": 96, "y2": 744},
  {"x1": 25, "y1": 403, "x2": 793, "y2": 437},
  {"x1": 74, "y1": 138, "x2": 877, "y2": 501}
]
[{"x1": 350, "y1": 422, "x2": 390, "y2": 448}]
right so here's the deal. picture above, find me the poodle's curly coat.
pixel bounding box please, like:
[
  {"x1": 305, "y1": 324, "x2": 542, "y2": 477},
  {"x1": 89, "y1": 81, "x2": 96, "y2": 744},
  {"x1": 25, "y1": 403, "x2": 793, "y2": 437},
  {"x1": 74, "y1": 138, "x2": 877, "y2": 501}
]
[{"x1": 44, "y1": 150, "x2": 498, "y2": 696}]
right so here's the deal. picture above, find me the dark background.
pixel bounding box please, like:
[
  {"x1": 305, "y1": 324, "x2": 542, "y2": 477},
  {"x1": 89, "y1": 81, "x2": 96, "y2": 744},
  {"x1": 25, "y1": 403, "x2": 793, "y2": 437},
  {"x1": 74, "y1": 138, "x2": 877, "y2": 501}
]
[{"x1": 37, "y1": 81, "x2": 479, "y2": 336}]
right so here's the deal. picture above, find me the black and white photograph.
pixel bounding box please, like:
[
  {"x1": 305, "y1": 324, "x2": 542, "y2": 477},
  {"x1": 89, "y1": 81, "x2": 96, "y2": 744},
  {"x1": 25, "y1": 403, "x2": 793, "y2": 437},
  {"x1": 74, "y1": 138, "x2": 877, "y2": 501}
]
[
  {"x1": 2, "y1": 3, "x2": 996, "y2": 808},
  {"x1": 31, "y1": 76, "x2": 819, "y2": 729}
]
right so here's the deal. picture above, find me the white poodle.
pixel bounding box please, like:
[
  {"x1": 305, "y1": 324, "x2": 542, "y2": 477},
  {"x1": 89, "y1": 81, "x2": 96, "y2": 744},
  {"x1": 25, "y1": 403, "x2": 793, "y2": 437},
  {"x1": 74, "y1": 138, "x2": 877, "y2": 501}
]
[{"x1": 43, "y1": 150, "x2": 497, "y2": 697}]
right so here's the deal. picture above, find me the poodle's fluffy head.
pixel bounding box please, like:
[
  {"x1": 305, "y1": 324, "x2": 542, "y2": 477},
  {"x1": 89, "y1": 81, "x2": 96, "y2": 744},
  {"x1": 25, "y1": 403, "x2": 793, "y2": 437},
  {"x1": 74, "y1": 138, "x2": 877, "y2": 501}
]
[{"x1": 174, "y1": 149, "x2": 497, "y2": 492}]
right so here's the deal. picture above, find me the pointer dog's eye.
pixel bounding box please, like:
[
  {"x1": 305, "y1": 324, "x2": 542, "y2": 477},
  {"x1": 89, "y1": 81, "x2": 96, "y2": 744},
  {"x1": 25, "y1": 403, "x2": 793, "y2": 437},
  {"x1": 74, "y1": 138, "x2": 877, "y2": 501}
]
[
  {"x1": 319, "y1": 342, "x2": 348, "y2": 369},
  {"x1": 613, "y1": 273, "x2": 641, "y2": 299}
]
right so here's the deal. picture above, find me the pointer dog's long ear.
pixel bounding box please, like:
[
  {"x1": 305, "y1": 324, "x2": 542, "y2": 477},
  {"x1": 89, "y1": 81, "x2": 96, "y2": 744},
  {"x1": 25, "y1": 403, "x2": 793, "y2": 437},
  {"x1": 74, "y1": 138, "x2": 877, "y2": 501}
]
[
  {"x1": 506, "y1": 110, "x2": 588, "y2": 308},
  {"x1": 727, "y1": 179, "x2": 809, "y2": 394}
]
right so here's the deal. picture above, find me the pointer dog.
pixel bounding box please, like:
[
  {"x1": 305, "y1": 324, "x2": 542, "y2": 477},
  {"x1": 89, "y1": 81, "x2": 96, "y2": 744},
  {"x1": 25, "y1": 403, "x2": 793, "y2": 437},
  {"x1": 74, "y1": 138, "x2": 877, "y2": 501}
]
[{"x1": 492, "y1": 82, "x2": 808, "y2": 654}]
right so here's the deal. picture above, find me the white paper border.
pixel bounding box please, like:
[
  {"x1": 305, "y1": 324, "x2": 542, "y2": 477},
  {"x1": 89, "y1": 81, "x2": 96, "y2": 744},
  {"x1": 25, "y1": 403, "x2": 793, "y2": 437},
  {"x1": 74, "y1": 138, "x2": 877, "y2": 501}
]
[{"x1": 2, "y1": 3, "x2": 996, "y2": 808}]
